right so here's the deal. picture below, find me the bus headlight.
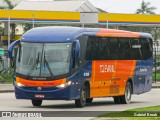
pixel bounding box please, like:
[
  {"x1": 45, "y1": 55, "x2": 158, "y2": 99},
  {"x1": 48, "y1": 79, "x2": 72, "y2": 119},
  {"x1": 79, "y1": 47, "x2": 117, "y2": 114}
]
[
  {"x1": 56, "y1": 81, "x2": 72, "y2": 89},
  {"x1": 15, "y1": 81, "x2": 25, "y2": 87}
]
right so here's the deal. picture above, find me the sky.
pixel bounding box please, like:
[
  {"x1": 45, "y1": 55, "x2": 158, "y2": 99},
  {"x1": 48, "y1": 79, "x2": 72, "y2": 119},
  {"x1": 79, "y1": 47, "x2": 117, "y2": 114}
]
[{"x1": 89, "y1": 0, "x2": 160, "y2": 14}]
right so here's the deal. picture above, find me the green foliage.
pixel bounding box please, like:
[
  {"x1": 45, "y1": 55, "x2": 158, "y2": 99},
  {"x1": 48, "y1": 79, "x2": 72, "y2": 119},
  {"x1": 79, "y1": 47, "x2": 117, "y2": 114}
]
[
  {"x1": 0, "y1": 71, "x2": 14, "y2": 83},
  {"x1": 155, "y1": 54, "x2": 160, "y2": 62},
  {"x1": 136, "y1": 0, "x2": 157, "y2": 14},
  {"x1": 153, "y1": 73, "x2": 160, "y2": 81},
  {"x1": 22, "y1": 24, "x2": 71, "y2": 33},
  {"x1": 128, "y1": 106, "x2": 160, "y2": 111},
  {"x1": 118, "y1": 26, "x2": 160, "y2": 41},
  {"x1": 23, "y1": 23, "x2": 33, "y2": 33},
  {"x1": 0, "y1": 26, "x2": 4, "y2": 36},
  {"x1": 3, "y1": 0, "x2": 14, "y2": 9}
]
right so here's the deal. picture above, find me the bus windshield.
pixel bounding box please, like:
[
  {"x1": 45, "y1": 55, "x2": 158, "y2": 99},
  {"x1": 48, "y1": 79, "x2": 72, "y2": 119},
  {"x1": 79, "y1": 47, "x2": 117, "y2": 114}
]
[{"x1": 16, "y1": 42, "x2": 71, "y2": 78}]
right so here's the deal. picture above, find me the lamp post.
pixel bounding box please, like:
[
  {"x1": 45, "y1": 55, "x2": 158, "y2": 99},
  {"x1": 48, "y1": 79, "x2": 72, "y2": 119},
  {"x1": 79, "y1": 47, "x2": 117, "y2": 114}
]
[
  {"x1": 8, "y1": 13, "x2": 10, "y2": 71},
  {"x1": 154, "y1": 27, "x2": 157, "y2": 83},
  {"x1": 154, "y1": 48, "x2": 157, "y2": 83}
]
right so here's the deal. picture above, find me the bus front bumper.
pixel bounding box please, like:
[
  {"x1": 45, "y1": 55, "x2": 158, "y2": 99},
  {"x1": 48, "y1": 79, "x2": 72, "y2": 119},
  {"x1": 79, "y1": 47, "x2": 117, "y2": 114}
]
[{"x1": 14, "y1": 85, "x2": 73, "y2": 100}]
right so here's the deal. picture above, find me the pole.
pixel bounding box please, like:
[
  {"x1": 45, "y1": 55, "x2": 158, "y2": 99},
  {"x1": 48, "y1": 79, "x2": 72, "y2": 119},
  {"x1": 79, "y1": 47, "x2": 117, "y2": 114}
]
[
  {"x1": 82, "y1": 13, "x2": 84, "y2": 28},
  {"x1": 106, "y1": 14, "x2": 108, "y2": 29},
  {"x1": 154, "y1": 28, "x2": 157, "y2": 83},
  {"x1": 8, "y1": 13, "x2": 10, "y2": 70},
  {"x1": 155, "y1": 48, "x2": 157, "y2": 83},
  {"x1": 32, "y1": 13, "x2": 35, "y2": 28}
]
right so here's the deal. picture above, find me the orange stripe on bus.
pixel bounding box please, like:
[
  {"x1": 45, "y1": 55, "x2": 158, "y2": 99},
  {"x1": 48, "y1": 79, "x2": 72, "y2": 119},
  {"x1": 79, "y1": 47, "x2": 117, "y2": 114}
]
[
  {"x1": 130, "y1": 60, "x2": 136, "y2": 76},
  {"x1": 16, "y1": 77, "x2": 66, "y2": 87},
  {"x1": 96, "y1": 29, "x2": 140, "y2": 38}
]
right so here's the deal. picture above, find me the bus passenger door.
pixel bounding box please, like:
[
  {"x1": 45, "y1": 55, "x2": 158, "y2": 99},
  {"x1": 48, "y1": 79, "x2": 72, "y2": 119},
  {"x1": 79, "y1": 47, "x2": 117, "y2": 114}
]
[{"x1": 90, "y1": 60, "x2": 116, "y2": 97}]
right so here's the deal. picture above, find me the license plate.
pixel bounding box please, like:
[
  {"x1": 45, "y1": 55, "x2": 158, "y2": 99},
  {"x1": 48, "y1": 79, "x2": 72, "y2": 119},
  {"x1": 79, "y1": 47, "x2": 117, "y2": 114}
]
[{"x1": 35, "y1": 94, "x2": 44, "y2": 98}]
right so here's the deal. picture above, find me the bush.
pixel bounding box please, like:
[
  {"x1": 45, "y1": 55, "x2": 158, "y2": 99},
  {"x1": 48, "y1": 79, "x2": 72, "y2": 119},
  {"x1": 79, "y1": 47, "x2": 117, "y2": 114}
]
[{"x1": 0, "y1": 72, "x2": 14, "y2": 84}]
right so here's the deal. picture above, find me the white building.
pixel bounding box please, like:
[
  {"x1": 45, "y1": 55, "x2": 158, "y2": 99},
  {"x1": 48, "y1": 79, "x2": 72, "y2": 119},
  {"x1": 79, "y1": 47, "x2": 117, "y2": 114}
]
[{"x1": 14, "y1": 0, "x2": 100, "y2": 12}]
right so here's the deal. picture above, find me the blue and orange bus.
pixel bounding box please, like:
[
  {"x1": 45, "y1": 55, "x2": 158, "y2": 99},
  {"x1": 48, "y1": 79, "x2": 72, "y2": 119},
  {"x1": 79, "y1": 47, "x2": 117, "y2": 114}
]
[{"x1": 8, "y1": 26, "x2": 153, "y2": 107}]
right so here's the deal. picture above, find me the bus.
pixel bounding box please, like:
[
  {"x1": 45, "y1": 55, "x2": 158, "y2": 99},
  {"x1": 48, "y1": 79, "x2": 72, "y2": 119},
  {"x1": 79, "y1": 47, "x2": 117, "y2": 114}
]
[{"x1": 8, "y1": 26, "x2": 153, "y2": 107}]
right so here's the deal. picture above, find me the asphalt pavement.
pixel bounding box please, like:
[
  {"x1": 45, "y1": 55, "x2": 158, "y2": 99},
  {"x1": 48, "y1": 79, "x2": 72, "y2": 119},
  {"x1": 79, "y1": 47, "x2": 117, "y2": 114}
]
[
  {"x1": 0, "y1": 85, "x2": 160, "y2": 120},
  {"x1": 0, "y1": 89, "x2": 160, "y2": 118}
]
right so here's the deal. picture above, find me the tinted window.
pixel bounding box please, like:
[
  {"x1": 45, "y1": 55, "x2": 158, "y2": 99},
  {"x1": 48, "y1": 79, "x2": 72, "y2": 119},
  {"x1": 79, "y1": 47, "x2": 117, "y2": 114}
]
[
  {"x1": 130, "y1": 38, "x2": 142, "y2": 60},
  {"x1": 109, "y1": 38, "x2": 119, "y2": 59},
  {"x1": 119, "y1": 38, "x2": 131, "y2": 59},
  {"x1": 77, "y1": 36, "x2": 88, "y2": 64},
  {"x1": 86, "y1": 36, "x2": 152, "y2": 60},
  {"x1": 86, "y1": 37, "x2": 99, "y2": 59},
  {"x1": 98, "y1": 37, "x2": 110, "y2": 59},
  {"x1": 141, "y1": 38, "x2": 152, "y2": 59}
]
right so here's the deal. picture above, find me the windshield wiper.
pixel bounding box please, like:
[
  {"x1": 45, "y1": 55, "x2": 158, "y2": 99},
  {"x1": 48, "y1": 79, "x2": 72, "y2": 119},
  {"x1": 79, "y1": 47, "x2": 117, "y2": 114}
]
[
  {"x1": 43, "y1": 52, "x2": 54, "y2": 78},
  {"x1": 26, "y1": 52, "x2": 40, "y2": 79}
]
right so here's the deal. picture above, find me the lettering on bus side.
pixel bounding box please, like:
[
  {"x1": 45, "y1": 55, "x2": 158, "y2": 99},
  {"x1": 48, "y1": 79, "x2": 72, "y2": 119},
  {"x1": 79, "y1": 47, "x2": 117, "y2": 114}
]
[{"x1": 100, "y1": 65, "x2": 115, "y2": 73}]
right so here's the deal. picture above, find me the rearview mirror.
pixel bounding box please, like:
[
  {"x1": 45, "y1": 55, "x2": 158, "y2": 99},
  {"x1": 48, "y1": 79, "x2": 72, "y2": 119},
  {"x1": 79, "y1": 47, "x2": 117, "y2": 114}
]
[{"x1": 8, "y1": 40, "x2": 20, "y2": 60}]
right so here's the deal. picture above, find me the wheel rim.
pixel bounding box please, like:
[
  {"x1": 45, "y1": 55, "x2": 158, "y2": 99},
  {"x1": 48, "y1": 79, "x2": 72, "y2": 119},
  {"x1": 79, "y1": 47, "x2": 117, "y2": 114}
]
[
  {"x1": 81, "y1": 91, "x2": 86, "y2": 103},
  {"x1": 125, "y1": 86, "x2": 131, "y2": 101}
]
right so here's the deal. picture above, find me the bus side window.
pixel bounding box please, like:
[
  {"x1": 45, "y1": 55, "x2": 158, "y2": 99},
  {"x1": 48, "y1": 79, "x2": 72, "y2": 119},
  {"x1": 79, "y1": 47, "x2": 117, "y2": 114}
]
[
  {"x1": 130, "y1": 38, "x2": 142, "y2": 60},
  {"x1": 109, "y1": 38, "x2": 119, "y2": 59},
  {"x1": 92, "y1": 37, "x2": 99, "y2": 59},
  {"x1": 76, "y1": 36, "x2": 88, "y2": 64},
  {"x1": 86, "y1": 38, "x2": 92, "y2": 60},
  {"x1": 86, "y1": 36, "x2": 99, "y2": 60},
  {"x1": 99, "y1": 37, "x2": 110, "y2": 59},
  {"x1": 141, "y1": 38, "x2": 153, "y2": 60},
  {"x1": 72, "y1": 42, "x2": 79, "y2": 69},
  {"x1": 119, "y1": 38, "x2": 131, "y2": 60}
]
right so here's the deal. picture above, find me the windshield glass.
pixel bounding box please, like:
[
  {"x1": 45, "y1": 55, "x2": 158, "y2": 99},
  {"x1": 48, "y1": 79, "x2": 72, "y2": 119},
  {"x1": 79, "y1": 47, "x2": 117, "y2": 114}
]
[{"x1": 16, "y1": 42, "x2": 71, "y2": 78}]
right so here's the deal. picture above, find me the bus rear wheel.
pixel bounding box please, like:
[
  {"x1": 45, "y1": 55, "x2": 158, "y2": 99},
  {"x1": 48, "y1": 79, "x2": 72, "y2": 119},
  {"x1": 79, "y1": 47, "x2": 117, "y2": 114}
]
[
  {"x1": 86, "y1": 98, "x2": 93, "y2": 103},
  {"x1": 31, "y1": 100, "x2": 42, "y2": 106},
  {"x1": 120, "y1": 82, "x2": 132, "y2": 104},
  {"x1": 75, "y1": 86, "x2": 86, "y2": 107}
]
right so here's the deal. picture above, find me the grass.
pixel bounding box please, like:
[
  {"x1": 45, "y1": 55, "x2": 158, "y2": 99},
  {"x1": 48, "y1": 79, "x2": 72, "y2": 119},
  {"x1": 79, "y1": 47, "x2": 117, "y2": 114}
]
[
  {"x1": 153, "y1": 72, "x2": 160, "y2": 81},
  {"x1": 0, "y1": 72, "x2": 14, "y2": 84},
  {"x1": 129, "y1": 106, "x2": 160, "y2": 111},
  {"x1": 98, "y1": 105, "x2": 160, "y2": 120}
]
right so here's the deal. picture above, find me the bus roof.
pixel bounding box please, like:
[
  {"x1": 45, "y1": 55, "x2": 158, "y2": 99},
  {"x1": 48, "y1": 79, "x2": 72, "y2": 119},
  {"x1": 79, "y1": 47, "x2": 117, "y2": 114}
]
[{"x1": 21, "y1": 26, "x2": 152, "y2": 43}]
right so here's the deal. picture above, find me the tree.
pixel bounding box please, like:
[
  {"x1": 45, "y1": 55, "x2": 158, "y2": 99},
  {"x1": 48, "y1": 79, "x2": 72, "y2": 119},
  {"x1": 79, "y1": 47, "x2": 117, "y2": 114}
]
[
  {"x1": 136, "y1": 0, "x2": 156, "y2": 14},
  {"x1": 23, "y1": 23, "x2": 33, "y2": 33},
  {"x1": 3, "y1": 0, "x2": 14, "y2": 9},
  {"x1": 135, "y1": 0, "x2": 160, "y2": 42}
]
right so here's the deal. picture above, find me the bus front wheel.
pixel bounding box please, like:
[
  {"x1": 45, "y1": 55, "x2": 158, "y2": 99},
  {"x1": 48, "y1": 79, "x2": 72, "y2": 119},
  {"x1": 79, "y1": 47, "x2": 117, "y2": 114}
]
[
  {"x1": 75, "y1": 86, "x2": 86, "y2": 107},
  {"x1": 31, "y1": 100, "x2": 42, "y2": 106}
]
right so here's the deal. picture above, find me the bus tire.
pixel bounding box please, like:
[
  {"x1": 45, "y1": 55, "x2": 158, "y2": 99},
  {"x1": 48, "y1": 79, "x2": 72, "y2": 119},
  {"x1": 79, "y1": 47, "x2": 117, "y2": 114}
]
[
  {"x1": 75, "y1": 85, "x2": 86, "y2": 107},
  {"x1": 86, "y1": 98, "x2": 93, "y2": 103},
  {"x1": 113, "y1": 96, "x2": 121, "y2": 104},
  {"x1": 31, "y1": 100, "x2": 42, "y2": 106},
  {"x1": 120, "y1": 82, "x2": 132, "y2": 104}
]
